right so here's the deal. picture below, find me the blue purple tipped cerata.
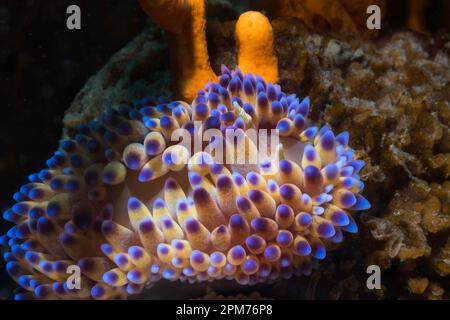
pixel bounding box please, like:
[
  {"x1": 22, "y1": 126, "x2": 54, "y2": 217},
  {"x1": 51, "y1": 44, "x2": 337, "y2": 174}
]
[{"x1": 1, "y1": 66, "x2": 370, "y2": 300}]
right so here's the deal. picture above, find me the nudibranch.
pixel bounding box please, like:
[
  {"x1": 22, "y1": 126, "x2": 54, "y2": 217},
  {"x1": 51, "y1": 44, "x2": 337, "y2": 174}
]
[{"x1": 1, "y1": 64, "x2": 370, "y2": 299}]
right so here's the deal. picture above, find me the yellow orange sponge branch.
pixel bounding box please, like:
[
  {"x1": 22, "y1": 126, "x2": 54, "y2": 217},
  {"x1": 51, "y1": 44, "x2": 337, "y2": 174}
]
[
  {"x1": 138, "y1": 0, "x2": 189, "y2": 34},
  {"x1": 235, "y1": 11, "x2": 278, "y2": 84},
  {"x1": 139, "y1": 0, "x2": 217, "y2": 100}
]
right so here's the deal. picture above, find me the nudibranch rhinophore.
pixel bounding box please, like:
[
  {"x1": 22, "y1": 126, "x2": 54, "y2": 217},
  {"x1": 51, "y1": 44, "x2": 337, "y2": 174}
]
[{"x1": 1, "y1": 64, "x2": 370, "y2": 300}]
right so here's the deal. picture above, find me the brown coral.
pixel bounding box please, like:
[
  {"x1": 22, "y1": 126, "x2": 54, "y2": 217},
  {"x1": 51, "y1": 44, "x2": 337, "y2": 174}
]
[{"x1": 272, "y1": 0, "x2": 386, "y2": 37}]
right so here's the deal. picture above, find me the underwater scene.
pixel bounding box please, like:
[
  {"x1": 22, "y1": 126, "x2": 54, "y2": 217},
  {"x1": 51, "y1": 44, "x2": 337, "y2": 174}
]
[{"x1": 0, "y1": 0, "x2": 449, "y2": 302}]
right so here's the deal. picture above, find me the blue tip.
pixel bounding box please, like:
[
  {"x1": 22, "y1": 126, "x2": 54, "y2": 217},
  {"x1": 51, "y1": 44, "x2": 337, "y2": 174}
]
[
  {"x1": 352, "y1": 195, "x2": 371, "y2": 210},
  {"x1": 336, "y1": 131, "x2": 349, "y2": 146},
  {"x1": 128, "y1": 197, "x2": 142, "y2": 211},
  {"x1": 312, "y1": 243, "x2": 326, "y2": 260},
  {"x1": 298, "y1": 97, "x2": 310, "y2": 116}
]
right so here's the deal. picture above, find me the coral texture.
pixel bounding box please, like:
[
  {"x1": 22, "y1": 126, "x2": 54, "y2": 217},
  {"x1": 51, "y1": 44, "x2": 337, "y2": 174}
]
[{"x1": 271, "y1": 0, "x2": 386, "y2": 37}]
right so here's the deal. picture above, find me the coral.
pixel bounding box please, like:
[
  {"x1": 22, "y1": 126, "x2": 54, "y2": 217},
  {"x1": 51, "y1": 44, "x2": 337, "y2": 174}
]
[
  {"x1": 235, "y1": 11, "x2": 278, "y2": 84},
  {"x1": 139, "y1": 0, "x2": 217, "y2": 100},
  {"x1": 0, "y1": 64, "x2": 370, "y2": 299},
  {"x1": 271, "y1": 0, "x2": 386, "y2": 37}
]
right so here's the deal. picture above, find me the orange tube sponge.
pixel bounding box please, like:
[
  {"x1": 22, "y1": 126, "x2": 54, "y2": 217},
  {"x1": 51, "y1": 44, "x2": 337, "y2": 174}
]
[
  {"x1": 235, "y1": 11, "x2": 278, "y2": 84},
  {"x1": 139, "y1": 0, "x2": 216, "y2": 101}
]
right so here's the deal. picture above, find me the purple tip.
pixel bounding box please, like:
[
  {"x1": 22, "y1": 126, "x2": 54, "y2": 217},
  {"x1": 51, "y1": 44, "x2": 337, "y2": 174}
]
[
  {"x1": 128, "y1": 246, "x2": 144, "y2": 260},
  {"x1": 264, "y1": 245, "x2": 280, "y2": 261},
  {"x1": 279, "y1": 185, "x2": 296, "y2": 200},
  {"x1": 25, "y1": 252, "x2": 39, "y2": 265},
  {"x1": 101, "y1": 221, "x2": 116, "y2": 236},
  {"x1": 91, "y1": 285, "x2": 105, "y2": 298},
  {"x1": 128, "y1": 197, "x2": 142, "y2": 211},
  {"x1": 352, "y1": 194, "x2": 371, "y2": 210},
  {"x1": 210, "y1": 252, "x2": 224, "y2": 265},
  {"x1": 103, "y1": 271, "x2": 119, "y2": 285},
  {"x1": 296, "y1": 212, "x2": 312, "y2": 227},
  {"x1": 236, "y1": 196, "x2": 251, "y2": 211},
  {"x1": 125, "y1": 153, "x2": 141, "y2": 170},
  {"x1": 347, "y1": 160, "x2": 365, "y2": 173},
  {"x1": 320, "y1": 130, "x2": 336, "y2": 150},
  {"x1": 257, "y1": 92, "x2": 269, "y2": 107},
  {"x1": 185, "y1": 218, "x2": 200, "y2": 233},
  {"x1": 304, "y1": 165, "x2": 322, "y2": 183},
  {"x1": 250, "y1": 218, "x2": 268, "y2": 232},
  {"x1": 229, "y1": 214, "x2": 246, "y2": 229},
  {"x1": 193, "y1": 188, "x2": 209, "y2": 204},
  {"x1": 295, "y1": 239, "x2": 311, "y2": 256},
  {"x1": 246, "y1": 172, "x2": 260, "y2": 185},
  {"x1": 298, "y1": 97, "x2": 310, "y2": 116},
  {"x1": 245, "y1": 235, "x2": 264, "y2": 251},
  {"x1": 277, "y1": 231, "x2": 293, "y2": 247},
  {"x1": 271, "y1": 101, "x2": 283, "y2": 115},
  {"x1": 101, "y1": 243, "x2": 113, "y2": 255},
  {"x1": 336, "y1": 131, "x2": 349, "y2": 146},
  {"x1": 276, "y1": 204, "x2": 293, "y2": 218},
  {"x1": 331, "y1": 210, "x2": 350, "y2": 226},
  {"x1": 311, "y1": 241, "x2": 326, "y2": 260},
  {"x1": 164, "y1": 178, "x2": 179, "y2": 191},
  {"x1": 145, "y1": 139, "x2": 161, "y2": 155},
  {"x1": 293, "y1": 114, "x2": 305, "y2": 130},
  {"x1": 78, "y1": 258, "x2": 94, "y2": 272},
  {"x1": 324, "y1": 164, "x2": 339, "y2": 180},
  {"x1": 138, "y1": 168, "x2": 153, "y2": 182},
  {"x1": 340, "y1": 191, "x2": 357, "y2": 207},
  {"x1": 279, "y1": 160, "x2": 292, "y2": 174},
  {"x1": 266, "y1": 83, "x2": 277, "y2": 101},
  {"x1": 139, "y1": 218, "x2": 155, "y2": 234},
  {"x1": 217, "y1": 175, "x2": 232, "y2": 189},
  {"x1": 317, "y1": 220, "x2": 336, "y2": 238},
  {"x1": 188, "y1": 172, "x2": 202, "y2": 186},
  {"x1": 248, "y1": 189, "x2": 263, "y2": 203},
  {"x1": 190, "y1": 250, "x2": 205, "y2": 264},
  {"x1": 243, "y1": 77, "x2": 255, "y2": 96},
  {"x1": 114, "y1": 253, "x2": 129, "y2": 267},
  {"x1": 37, "y1": 217, "x2": 54, "y2": 235},
  {"x1": 230, "y1": 245, "x2": 245, "y2": 261},
  {"x1": 304, "y1": 145, "x2": 317, "y2": 162},
  {"x1": 242, "y1": 259, "x2": 258, "y2": 274}
]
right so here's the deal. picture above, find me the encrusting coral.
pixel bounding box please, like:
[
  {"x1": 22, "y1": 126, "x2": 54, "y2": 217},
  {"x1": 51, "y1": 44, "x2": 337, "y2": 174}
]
[{"x1": 269, "y1": 0, "x2": 386, "y2": 37}]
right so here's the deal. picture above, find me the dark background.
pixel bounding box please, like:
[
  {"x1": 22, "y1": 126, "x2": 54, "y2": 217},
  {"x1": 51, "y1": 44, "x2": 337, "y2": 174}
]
[
  {"x1": 0, "y1": 0, "x2": 448, "y2": 299},
  {"x1": 0, "y1": 0, "x2": 148, "y2": 298}
]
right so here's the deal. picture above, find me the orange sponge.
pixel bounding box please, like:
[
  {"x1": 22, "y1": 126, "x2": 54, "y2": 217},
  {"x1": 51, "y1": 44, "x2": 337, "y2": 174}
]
[
  {"x1": 139, "y1": 0, "x2": 216, "y2": 101},
  {"x1": 235, "y1": 11, "x2": 278, "y2": 84}
]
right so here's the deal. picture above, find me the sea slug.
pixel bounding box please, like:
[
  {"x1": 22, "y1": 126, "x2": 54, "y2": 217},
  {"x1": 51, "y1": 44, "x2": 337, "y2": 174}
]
[{"x1": 1, "y1": 64, "x2": 370, "y2": 300}]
